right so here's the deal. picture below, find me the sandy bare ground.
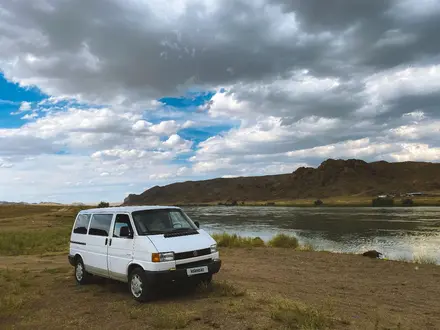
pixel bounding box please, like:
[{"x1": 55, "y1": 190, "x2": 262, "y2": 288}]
[{"x1": 1, "y1": 248, "x2": 439, "y2": 329}]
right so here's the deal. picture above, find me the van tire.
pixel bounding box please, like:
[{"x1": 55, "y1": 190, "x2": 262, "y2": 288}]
[
  {"x1": 74, "y1": 257, "x2": 90, "y2": 285},
  {"x1": 128, "y1": 268, "x2": 153, "y2": 302}
]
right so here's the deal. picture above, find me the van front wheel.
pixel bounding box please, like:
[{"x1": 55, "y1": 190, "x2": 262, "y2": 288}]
[{"x1": 129, "y1": 268, "x2": 153, "y2": 302}]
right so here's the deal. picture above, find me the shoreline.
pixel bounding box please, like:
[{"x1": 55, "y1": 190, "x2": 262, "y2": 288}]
[
  {"x1": 176, "y1": 203, "x2": 440, "y2": 207},
  {"x1": 153, "y1": 196, "x2": 440, "y2": 208}
]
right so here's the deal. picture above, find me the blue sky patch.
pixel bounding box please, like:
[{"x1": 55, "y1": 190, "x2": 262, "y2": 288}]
[
  {"x1": 0, "y1": 74, "x2": 47, "y2": 128},
  {"x1": 159, "y1": 91, "x2": 215, "y2": 109},
  {"x1": 180, "y1": 125, "x2": 234, "y2": 145}
]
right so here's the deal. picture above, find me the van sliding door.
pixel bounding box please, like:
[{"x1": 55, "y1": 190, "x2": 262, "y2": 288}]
[{"x1": 85, "y1": 213, "x2": 114, "y2": 277}]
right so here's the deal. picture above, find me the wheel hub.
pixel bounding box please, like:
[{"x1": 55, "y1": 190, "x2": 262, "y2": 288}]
[
  {"x1": 76, "y1": 263, "x2": 83, "y2": 281},
  {"x1": 131, "y1": 274, "x2": 143, "y2": 298}
]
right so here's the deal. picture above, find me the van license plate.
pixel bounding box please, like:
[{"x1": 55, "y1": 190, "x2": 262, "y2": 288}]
[{"x1": 186, "y1": 266, "x2": 208, "y2": 276}]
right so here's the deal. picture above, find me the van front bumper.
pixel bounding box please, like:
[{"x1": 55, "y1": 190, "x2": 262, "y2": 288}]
[{"x1": 143, "y1": 259, "x2": 221, "y2": 284}]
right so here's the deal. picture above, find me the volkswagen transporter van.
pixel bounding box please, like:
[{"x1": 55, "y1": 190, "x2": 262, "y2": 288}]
[{"x1": 68, "y1": 206, "x2": 221, "y2": 301}]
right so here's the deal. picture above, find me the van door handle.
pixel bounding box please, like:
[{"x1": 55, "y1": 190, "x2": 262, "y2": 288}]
[
  {"x1": 109, "y1": 238, "x2": 112, "y2": 246},
  {"x1": 105, "y1": 238, "x2": 108, "y2": 245}
]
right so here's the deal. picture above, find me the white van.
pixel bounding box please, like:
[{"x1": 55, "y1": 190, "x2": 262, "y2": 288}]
[{"x1": 68, "y1": 206, "x2": 221, "y2": 301}]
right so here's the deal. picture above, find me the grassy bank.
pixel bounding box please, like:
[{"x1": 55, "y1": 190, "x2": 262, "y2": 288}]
[
  {"x1": 212, "y1": 233, "x2": 300, "y2": 249},
  {"x1": 211, "y1": 233, "x2": 439, "y2": 265},
  {"x1": 175, "y1": 195, "x2": 440, "y2": 207},
  {"x1": 0, "y1": 205, "x2": 82, "y2": 256}
]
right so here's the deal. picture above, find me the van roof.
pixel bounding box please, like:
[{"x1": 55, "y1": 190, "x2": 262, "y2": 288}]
[{"x1": 78, "y1": 205, "x2": 181, "y2": 214}]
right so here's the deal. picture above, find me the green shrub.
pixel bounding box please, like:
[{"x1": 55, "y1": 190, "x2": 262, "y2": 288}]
[
  {"x1": 268, "y1": 234, "x2": 299, "y2": 249},
  {"x1": 211, "y1": 233, "x2": 267, "y2": 248},
  {"x1": 372, "y1": 197, "x2": 394, "y2": 207},
  {"x1": 314, "y1": 199, "x2": 323, "y2": 206},
  {"x1": 251, "y1": 236, "x2": 266, "y2": 247}
]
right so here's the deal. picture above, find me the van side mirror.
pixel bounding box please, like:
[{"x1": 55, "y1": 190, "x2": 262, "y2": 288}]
[
  {"x1": 120, "y1": 226, "x2": 133, "y2": 238},
  {"x1": 194, "y1": 221, "x2": 200, "y2": 229}
]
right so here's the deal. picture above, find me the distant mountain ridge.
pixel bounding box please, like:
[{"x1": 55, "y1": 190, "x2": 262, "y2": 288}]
[{"x1": 122, "y1": 159, "x2": 440, "y2": 206}]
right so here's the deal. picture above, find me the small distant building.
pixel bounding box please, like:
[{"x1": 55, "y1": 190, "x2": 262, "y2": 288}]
[{"x1": 406, "y1": 192, "x2": 424, "y2": 197}]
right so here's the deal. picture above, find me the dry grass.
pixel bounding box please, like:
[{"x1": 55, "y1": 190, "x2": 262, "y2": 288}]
[
  {"x1": 270, "y1": 297, "x2": 335, "y2": 330},
  {"x1": 298, "y1": 242, "x2": 317, "y2": 252},
  {"x1": 413, "y1": 254, "x2": 438, "y2": 265},
  {"x1": 393, "y1": 254, "x2": 438, "y2": 265},
  {"x1": 196, "y1": 280, "x2": 247, "y2": 298},
  {"x1": 143, "y1": 307, "x2": 195, "y2": 329},
  {"x1": 0, "y1": 264, "x2": 305, "y2": 330},
  {"x1": 0, "y1": 268, "x2": 36, "y2": 319}
]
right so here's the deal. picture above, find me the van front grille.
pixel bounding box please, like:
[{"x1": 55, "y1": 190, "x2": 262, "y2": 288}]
[{"x1": 174, "y1": 248, "x2": 211, "y2": 260}]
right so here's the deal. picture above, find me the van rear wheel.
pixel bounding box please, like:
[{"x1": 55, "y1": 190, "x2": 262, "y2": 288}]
[
  {"x1": 129, "y1": 268, "x2": 153, "y2": 302},
  {"x1": 74, "y1": 257, "x2": 90, "y2": 285}
]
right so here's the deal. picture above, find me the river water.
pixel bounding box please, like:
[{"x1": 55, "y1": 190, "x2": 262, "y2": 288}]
[{"x1": 183, "y1": 206, "x2": 440, "y2": 263}]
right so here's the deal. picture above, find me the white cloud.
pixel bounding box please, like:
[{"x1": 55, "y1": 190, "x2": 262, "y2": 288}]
[
  {"x1": 390, "y1": 144, "x2": 440, "y2": 162},
  {"x1": 21, "y1": 112, "x2": 38, "y2": 120},
  {"x1": 182, "y1": 120, "x2": 195, "y2": 128},
  {"x1": 18, "y1": 101, "x2": 31, "y2": 112},
  {"x1": 0, "y1": 159, "x2": 13, "y2": 168},
  {"x1": 0, "y1": 106, "x2": 199, "y2": 155},
  {"x1": 389, "y1": 119, "x2": 440, "y2": 140},
  {"x1": 163, "y1": 134, "x2": 193, "y2": 150},
  {"x1": 193, "y1": 115, "x2": 341, "y2": 161},
  {"x1": 402, "y1": 110, "x2": 425, "y2": 121},
  {"x1": 364, "y1": 64, "x2": 440, "y2": 104},
  {"x1": 149, "y1": 120, "x2": 180, "y2": 135}
]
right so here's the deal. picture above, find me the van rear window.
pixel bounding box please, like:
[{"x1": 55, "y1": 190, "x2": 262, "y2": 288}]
[
  {"x1": 88, "y1": 214, "x2": 113, "y2": 236},
  {"x1": 73, "y1": 214, "x2": 91, "y2": 234}
]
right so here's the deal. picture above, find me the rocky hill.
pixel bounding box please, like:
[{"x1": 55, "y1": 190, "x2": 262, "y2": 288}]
[{"x1": 122, "y1": 159, "x2": 440, "y2": 205}]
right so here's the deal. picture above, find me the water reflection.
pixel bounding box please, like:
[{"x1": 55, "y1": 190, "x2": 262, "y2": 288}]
[{"x1": 183, "y1": 206, "x2": 440, "y2": 263}]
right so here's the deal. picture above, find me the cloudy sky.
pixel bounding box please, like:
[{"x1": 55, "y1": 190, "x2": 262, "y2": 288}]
[{"x1": 1, "y1": 0, "x2": 440, "y2": 203}]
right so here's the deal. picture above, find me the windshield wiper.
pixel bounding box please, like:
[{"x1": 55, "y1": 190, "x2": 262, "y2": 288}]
[
  {"x1": 170, "y1": 228, "x2": 192, "y2": 233},
  {"x1": 142, "y1": 230, "x2": 165, "y2": 235}
]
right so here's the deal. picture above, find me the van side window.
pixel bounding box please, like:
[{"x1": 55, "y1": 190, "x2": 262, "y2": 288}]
[
  {"x1": 88, "y1": 214, "x2": 113, "y2": 237},
  {"x1": 113, "y1": 214, "x2": 133, "y2": 238},
  {"x1": 73, "y1": 214, "x2": 90, "y2": 234}
]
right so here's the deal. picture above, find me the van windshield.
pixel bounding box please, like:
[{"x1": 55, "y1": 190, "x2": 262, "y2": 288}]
[{"x1": 131, "y1": 209, "x2": 197, "y2": 235}]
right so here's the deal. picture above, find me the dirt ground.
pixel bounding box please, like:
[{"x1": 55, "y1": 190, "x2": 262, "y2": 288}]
[{"x1": 1, "y1": 248, "x2": 439, "y2": 330}]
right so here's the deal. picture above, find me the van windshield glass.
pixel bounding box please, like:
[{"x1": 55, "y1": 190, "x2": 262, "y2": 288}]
[{"x1": 131, "y1": 209, "x2": 197, "y2": 235}]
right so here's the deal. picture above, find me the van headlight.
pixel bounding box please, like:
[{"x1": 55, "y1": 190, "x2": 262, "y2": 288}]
[
  {"x1": 210, "y1": 244, "x2": 217, "y2": 253},
  {"x1": 152, "y1": 252, "x2": 175, "y2": 262}
]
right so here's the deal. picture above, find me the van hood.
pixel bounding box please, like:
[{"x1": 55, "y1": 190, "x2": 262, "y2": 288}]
[{"x1": 146, "y1": 229, "x2": 216, "y2": 253}]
